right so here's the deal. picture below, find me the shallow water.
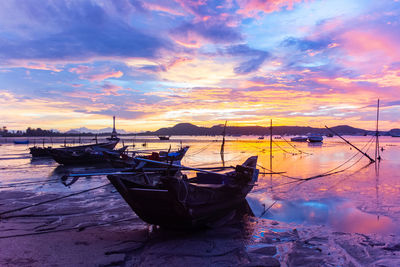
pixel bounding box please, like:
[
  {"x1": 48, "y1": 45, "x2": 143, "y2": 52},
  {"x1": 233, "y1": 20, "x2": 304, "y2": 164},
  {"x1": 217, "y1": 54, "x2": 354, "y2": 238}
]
[{"x1": 1, "y1": 135, "x2": 400, "y2": 236}]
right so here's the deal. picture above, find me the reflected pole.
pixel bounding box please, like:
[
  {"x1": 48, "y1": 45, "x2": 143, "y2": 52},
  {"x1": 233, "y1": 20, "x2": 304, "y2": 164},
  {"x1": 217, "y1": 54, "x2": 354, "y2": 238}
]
[
  {"x1": 270, "y1": 119, "x2": 273, "y2": 189},
  {"x1": 375, "y1": 99, "x2": 381, "y2": 161}
]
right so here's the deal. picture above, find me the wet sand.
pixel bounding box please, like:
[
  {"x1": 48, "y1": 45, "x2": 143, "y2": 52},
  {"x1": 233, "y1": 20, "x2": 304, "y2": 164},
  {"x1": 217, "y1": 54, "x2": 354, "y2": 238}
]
[{"x1": 1, "y1": 189, "x2": 400, "y2": 266}]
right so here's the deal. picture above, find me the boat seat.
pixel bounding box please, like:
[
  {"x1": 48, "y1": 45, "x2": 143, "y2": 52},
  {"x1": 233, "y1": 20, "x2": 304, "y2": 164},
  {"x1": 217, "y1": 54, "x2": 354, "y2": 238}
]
[
  {"x1": 195, "y1": 172, "x2": 228, "y2": 184},
  {"x1": 188, "y1": 182, "x2": 225, "y2": 188}
]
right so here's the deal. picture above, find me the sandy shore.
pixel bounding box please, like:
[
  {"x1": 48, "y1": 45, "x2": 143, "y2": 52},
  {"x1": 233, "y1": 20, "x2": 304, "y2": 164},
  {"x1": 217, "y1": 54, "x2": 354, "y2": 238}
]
[{"x1": 1, "y1": 188, "x2": 400, "y2": 266}]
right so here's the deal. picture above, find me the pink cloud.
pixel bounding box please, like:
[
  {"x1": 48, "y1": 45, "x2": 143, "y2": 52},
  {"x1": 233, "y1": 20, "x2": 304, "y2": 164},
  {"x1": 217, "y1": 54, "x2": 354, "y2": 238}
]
[
  {"x1": 340, "y1": 30, "x2": 399, "y2": 59},
  {"x1": 69, "y1": 65, "x2": 92, "y2": 74},
  {"x1": 167, "y1": 57, "x2": 193, "y2": 69},
  {"x1": 82, "y1": 70, "x2": 124, "y2": 82},
  {"x1": 101, "y1": 83, "x2": 124, "y2": 96},
  {"x1": 237, "y1": 0, "x2": 305, "y2": 17},
  {"x1": 4, "y1": 61, "x2": 63, "y2": 72},
  {"x1": 143, "y1": 2, "x2": 185, "y2": 16}
]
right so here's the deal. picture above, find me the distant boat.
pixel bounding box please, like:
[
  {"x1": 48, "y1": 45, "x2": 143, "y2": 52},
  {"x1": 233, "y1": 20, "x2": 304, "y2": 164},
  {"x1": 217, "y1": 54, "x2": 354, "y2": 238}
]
[
  {"x1": 158, "y1": 136, "x2": 170, "y2": 140},
  {"x1": 14, "y1": 140, "x2": 29, "y2": 144},
  {"x1": 49, "y1": 139, "x2": 119, "y2": 165},
  {"x1": 308, "y1": 135, "x2": 323, "y2": 143},
  {"x1": 29, "y1": 146, "x2": 52, "y2": 157},
  {"x1": 274, "y1": 136, "x2": 281, "y2": 139},
  {"x1": 291, "y1": 136, "x2": 308, "y2": 142},
  {"x1": 326, "y1": 133, "x2": 334, "y2": 137},
  {"x1": 258, "y1": 136, "x2": 264, "y2": 140}
]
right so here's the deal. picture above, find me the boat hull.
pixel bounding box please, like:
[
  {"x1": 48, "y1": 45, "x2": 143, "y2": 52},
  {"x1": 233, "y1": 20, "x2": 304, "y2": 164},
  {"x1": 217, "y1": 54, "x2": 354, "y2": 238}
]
[
  {"x1": 13, "y1": 140, "x2": 29, "y2": 144},
  {"x1": 49, "y1": 140, "x2": 119, "y2": 165},
  {"x1": 290, "y1": 136, "x2": 308, "y2": 142},
  {"x1": 107, "y1": 156, "x2": 258, "y2": 229},
  {"x1": 29, "y1": 146, "x2": 52, "y2": 157},
  {"x1": 308, "y1": 136, "x2": 323, "y2": 142}
]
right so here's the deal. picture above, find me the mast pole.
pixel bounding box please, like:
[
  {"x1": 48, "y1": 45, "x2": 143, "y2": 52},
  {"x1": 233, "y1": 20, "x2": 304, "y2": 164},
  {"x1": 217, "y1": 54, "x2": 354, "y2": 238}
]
[
  {"x1": 220, "y1": 121, "x2": 227, "y2": 166},
  {"x1": 375, "y1": 99, "x2": 381, "y2": 161},
  {"x1": 270, "y1": 119, "x2": 272, "y2": 171}
]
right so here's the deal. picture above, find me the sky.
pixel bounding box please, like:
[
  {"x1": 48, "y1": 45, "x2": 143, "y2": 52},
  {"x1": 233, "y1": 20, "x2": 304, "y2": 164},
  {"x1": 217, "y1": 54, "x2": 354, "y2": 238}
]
[{"x1": 1, "y1": 0, "x2": 400, "y2": 132}]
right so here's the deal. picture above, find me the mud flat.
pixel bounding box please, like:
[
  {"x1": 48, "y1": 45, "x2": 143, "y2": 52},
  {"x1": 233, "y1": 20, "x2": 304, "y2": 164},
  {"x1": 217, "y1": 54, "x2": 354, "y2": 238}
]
[{"x1": 1, "y1": 189, "x2": 400, "y2": 266}]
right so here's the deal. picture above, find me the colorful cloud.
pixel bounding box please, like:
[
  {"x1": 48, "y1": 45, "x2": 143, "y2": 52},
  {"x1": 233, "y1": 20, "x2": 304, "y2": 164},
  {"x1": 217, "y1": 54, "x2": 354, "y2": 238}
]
[{"x1": 0, "y1": 0, "x2": 399, "y2": 131}]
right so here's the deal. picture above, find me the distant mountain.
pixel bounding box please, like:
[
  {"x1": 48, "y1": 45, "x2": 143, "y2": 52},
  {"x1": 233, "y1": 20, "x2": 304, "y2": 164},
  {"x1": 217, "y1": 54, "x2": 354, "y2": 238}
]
[
  {"x1": 65, "y1": 127, "x2": 127, "y2": 134},
  {"x1": 145, "y1": 123, "x2": 371, "y2": 136}
]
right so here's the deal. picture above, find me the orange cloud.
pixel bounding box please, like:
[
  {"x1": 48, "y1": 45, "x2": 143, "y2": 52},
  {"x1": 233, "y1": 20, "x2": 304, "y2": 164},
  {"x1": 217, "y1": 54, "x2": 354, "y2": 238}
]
[{"x1": 174, "y1": 39, "x2": 202, "y2": 48}]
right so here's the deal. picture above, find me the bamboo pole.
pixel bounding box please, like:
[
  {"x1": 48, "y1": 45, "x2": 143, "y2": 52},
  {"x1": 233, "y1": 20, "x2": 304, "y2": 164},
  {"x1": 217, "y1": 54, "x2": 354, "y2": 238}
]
[
  {"x1": 325, "y1": 126, "x2": 375, "y2": 163},
  {"x1": 375, "y1": 99, "x2": 381, "y2": 161},
  {"x1": 220, "y1": 120, "x2": 227, "y2": 166}
]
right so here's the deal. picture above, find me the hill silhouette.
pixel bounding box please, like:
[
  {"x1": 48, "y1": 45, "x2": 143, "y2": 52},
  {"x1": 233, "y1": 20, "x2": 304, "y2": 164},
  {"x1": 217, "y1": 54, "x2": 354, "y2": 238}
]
[{"x1": 143, "y1": 123, "x2": 371, "y2": 136}]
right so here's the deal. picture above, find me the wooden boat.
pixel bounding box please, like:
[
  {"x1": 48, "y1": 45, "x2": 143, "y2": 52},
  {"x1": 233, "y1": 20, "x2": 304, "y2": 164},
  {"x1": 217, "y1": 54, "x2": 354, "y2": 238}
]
[
  {"x1": 307, "y1": 135, "x2": 323, "y2": 143},
  {"x1": 290, "y1": 136, "x2": 308, "y2": 142},
  {"x1": 107, "y1": 156, "x2": 259, "y2": 229},
  {"x1": 49, "y1": 140, "x2": 120, "y2": 165},
  {"x1": 158, "y1": 136, "x2": 170, "y2": 140},
  {"x1": 106, "y1": 146, "x2": 189, "y2": 169},
  {"x1": 13, "y1": 140, "x2": 29, "y2": 144},
  {"x1": 29, "y1": 146, "x2": 52, "y2": 157}
]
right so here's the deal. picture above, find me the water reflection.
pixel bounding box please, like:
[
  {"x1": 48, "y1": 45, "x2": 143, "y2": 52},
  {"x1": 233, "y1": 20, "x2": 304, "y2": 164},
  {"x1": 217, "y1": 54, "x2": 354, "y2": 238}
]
[
  {"x1": 247, "y1": 195, "x2": 398, "y2": 235},
  {"x1": 1, "y1": 136, "x2": 400, "y2": 236}
]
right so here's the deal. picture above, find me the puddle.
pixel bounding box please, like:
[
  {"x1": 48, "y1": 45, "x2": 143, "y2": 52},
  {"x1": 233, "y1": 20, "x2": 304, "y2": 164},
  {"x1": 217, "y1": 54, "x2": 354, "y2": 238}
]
[{"x1": 247, "y1": 195, "x2": 398, "y2": 235}]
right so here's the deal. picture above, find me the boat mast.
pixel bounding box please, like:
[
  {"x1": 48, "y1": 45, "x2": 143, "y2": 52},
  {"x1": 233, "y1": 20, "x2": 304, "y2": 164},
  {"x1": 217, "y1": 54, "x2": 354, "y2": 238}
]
[
  {"x1": 375, "y1": 99, "x2": 381, "y2": 161},
  {"x1": 220, "y1": 121, "x2": 227, "y2": 166},
  {"x1": 111, "y1": 115, "x2": 118, "y2": 139},
  {"x1": 270, "y1": 119, "x2": 273, "y2": 171}
]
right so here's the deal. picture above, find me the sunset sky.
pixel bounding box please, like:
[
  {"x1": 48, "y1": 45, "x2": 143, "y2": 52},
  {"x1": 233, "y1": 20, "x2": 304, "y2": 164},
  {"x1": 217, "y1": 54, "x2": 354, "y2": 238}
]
[{"x1": 1, "y1": 0, "x2": 400, "y2": 132}]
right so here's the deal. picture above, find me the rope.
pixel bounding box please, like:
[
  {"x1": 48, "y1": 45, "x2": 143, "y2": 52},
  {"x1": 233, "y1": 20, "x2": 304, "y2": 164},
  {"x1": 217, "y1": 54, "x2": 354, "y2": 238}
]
[
  {"x1": 272, "y1": 140, "x2": 300, "y2": 155},
  {"x1": 0, "y1": 183, "x2": 111, "y2": 217},
  {"x1": 268, "y1": 136, "x2": 376, "y2": 191},
  {"x1": 268, "y1": 135, "x2": 375, "y2": 181},
  {"x1": 185, "y1": 139, "x2": 220, "y2": 157},
  {"x1": 279, "y1": 135, "x2": 312, "y2": 155},
  {"x1": 0, "y1": 179, "x2": 61, "y2": 189},
  {"x1": 0, "y1": 217, "x2": 137, "y2": 239}
]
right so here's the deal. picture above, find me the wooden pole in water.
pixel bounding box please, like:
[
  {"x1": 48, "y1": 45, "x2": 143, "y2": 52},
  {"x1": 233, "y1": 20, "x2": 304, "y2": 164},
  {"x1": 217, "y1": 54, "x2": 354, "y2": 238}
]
[
  {"x1": 375, "y1": 99, "x2": 381, "y2": 161},
  {"x1": 220, "y1": 121, "x2": 227, "y2": 167},
  {"x1": 270, "y1": 119, "x2": 273, "y2": 171},
  {"x1": 325, "y1": 126, "x2": 375, "y2": 163}
]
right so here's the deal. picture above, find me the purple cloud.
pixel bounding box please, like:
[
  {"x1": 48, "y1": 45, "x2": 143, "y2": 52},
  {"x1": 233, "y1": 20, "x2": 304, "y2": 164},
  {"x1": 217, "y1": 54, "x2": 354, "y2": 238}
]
[
  {"x1": 0, "y1": 0, "x2": 170, "y2": 62},
  {"x1": 227, "y1": 44, "x2": 270, "y2": 74}
]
